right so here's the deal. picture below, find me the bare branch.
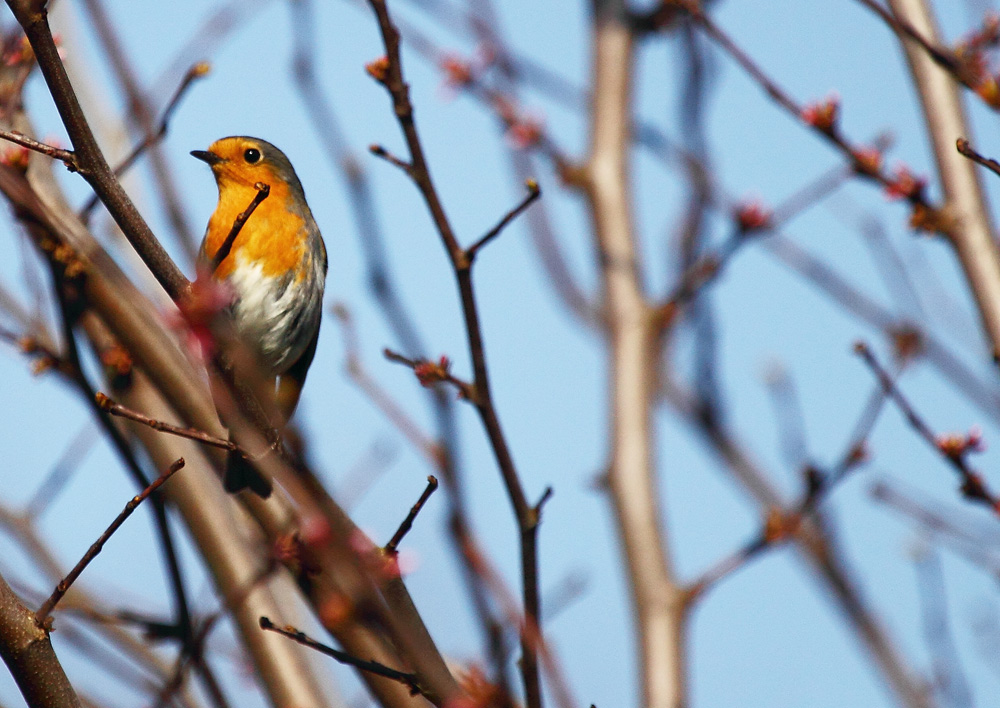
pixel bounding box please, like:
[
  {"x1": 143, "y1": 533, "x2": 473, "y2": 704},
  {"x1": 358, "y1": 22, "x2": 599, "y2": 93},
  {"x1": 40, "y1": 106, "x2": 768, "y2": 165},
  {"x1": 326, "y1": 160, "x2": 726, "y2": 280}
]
[
  {"x1": 385, "y1": 476, "x2": 439, "y2": 554},
  {"x1": 956, "y1": 137, "x2": 1000, "y2": 179},
  {"x1": 365, "y1": 0, "x2": 550, "y2": 703},
  {"x1": 5, "y1": 0, "x2": 190, "y2": 300},
  {"x1": 96, "y1": 392, "x2": 238, "y2": 453},
  {"x1": 0, "y1": 130, "x2": 76, "y2": 168},
  {"x1": 466, "y1": 179, "x2": 541, "y2": 261},
  {"x1": 259, "y1": 617, "x2": 422, "y2": 695},
  {"x1": 369, "y1": 143, "x2": 413, "y2": 174},
  {"x1": 209, "y1": 182, "x2": 270, "y2": 273},
  {"x1": 586, "y1": 3, "x2": 685, "y2": 707},
  {"x1": 0, "y1": 571, "x2": 82, "y2": 708},
  {"x1": 885, "y1": 0, "x2": 1000, "y2": 362},
  {"x1": 383, "y1": 348, "x2": 476, "y2": 401},
  {"x1": 35, "y1": 458, "x2": 186, "y2": 626},
  {"x1": 855, "y1": 342, "x2": 1000, "y2": 511},
  {"x1": 79, "y1": 61, "x2": 211, "y2": 221}
]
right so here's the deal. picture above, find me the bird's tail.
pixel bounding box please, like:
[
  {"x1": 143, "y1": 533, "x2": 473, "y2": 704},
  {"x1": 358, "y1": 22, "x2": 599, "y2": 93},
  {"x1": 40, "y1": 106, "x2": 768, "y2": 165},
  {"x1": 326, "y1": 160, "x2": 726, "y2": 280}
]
[
  {"x1": 223, "y1": 327, "x2": 320, "y2": 498},
  {"x1": 224, "y1": 444, "x2": 273, "y2": 498}
]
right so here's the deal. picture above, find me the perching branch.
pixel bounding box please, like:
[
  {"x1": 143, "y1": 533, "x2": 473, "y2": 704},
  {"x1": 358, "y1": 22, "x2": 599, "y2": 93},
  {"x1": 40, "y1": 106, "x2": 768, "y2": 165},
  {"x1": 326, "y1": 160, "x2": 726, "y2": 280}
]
[{"x1": 96, "y1": 392, "x2": 239, "y2": 454}]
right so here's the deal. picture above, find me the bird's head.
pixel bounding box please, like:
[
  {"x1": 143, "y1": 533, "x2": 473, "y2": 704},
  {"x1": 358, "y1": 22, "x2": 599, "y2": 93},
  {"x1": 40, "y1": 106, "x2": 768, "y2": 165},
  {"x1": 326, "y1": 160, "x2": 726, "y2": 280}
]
[{"x1": 191, "y1": 136, "x2": 304, "y2": 200}]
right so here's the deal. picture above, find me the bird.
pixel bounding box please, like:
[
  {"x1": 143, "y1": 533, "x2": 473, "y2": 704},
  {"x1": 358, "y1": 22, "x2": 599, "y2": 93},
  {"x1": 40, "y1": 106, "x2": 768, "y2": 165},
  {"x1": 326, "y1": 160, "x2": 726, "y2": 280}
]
[{"x1": 192, "y1": 136, "x2": 327, "y2": 497}]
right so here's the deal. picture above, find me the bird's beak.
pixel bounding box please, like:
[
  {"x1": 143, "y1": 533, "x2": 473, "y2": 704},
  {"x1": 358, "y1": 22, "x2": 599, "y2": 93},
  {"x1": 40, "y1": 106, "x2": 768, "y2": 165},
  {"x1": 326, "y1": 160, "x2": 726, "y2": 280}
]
[{"x1": 191, "y1": 149, "x2": 224, "y2": 166}]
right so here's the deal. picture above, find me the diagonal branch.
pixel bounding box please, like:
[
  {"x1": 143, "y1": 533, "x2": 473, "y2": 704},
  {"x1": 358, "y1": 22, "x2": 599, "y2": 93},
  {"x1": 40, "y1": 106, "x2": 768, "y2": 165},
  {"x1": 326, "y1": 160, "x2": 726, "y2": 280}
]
[
  {"x1": 35, "y1": 458, "x2": 186, "y2": 627},
  {"x1": 209, "y1": 183, "x2": 270, "y2": 273},
  {"x1": 385, "y1": 476, "x2": 439, "y2": 554},
  {"x1": 5, "y1": 0, "x2": 189, "y2": 301},
  {"x1": 96, "y1": 392, "x2": 239, "y2": 454},
  {"x1": 260, "y1": 617, "x2": 422, "y2": 695},
  {"x1": 467, "y1": 180, "x2": 541, "y2": 261}
]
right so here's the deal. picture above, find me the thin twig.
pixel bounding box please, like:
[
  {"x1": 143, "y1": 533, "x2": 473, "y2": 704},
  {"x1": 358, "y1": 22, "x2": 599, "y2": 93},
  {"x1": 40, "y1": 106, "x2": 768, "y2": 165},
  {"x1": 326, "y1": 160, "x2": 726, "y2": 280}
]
[
  {"x1": 688, "y1": 378, "x2": 887, "y2": 599},
  {"x1": 853, "y1": 0, "x2": 980, "y2": 91},
  {"x1": 385, "y1": 476, "x2": 439, "y2": 553},
  {"x1": 258, "y1": 617, "x2": 422, "y2": 695},
  {"x1": 383, "y1": 348, "x2": 477, "y2": 401},
  {"x1": 5, "y1": 0, "x2": 191, "y2": 300},
  {"x1": 956, "y1": 137, "x2": 1000, "y2": 179},
  {"x1": 289, "y1": 0, "x2": 512, "y2": 676},
  {"x1": 763, "y1": 234, "x2": 1000, "y2": 422},
  {"x1": 855, "y1": 341, "x2": 1000, "y2": 511},
  {"x1": 80, "y1": 62, "x2": 211, "y2": 220},
  {"x1": 466, "y1": 179, "x2": 541, "y2": 261},
  {"x1": 395, "y1": 15, "x2": 596, "y2": 324},
  {"x1": 33, "y1": 246, "x2": 203, "y2": 696},
  {"x1": 672, "y1": 0, "x2": 949, "y2": 233},
  {"x1": 35, "y1": 458, "x2": 186, "y2": 627},
  {"x1": 365, "y1": 1, "x2": 547, "y2": 703},
  {"x1": 456, "y1": 527, "x2": 578, "y2": 708},
  {"x1": 368, "y1": 143, "x2": 413, "y2": 174},
  {"x1": 210, "y1": 183, "x2": 270, "y2": 273},
  {"x1": 0, "y1": 129, "x2": 76, "y2": 168},
  {"x1": 95, "y1": 392, "x2": 239, "y2": 453}
]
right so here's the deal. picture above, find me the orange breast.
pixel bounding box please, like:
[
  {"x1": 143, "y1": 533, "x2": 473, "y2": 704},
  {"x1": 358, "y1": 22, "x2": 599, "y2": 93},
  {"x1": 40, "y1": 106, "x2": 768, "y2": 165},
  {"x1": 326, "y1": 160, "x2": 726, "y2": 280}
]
[{"x1": 203, "y1": 178, "x2": 306, "y2": 281}]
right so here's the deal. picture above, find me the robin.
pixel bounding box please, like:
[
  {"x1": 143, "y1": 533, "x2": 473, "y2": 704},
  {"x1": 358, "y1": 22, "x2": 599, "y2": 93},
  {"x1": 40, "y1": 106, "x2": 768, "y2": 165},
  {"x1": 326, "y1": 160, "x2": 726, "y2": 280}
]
[{"x1": 192, "y1": 136, "x2": 327, "y2": 497}]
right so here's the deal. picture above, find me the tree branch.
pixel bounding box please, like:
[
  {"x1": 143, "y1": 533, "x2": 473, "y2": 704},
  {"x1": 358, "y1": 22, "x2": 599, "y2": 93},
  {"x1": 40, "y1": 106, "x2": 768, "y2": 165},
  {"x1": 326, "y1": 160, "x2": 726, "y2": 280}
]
[
  {"x1": 882, "y1": 0, "x2": 1000, "y2": 362},
  {"x1": 365, "y1": 2, "x2": 549, "y2": 704},
  {"x1": 4, "y1": 0, "x2": 190, "y2": 301},
  {"x1": 35, "y1": 458, "x2": 186, "y2": 627},
  {"x1": 0, "y1": 571, "x2": 81, "y2": 708},
  {"x1": 586, "y1": 3, "x2": 685, "y2": 707}
]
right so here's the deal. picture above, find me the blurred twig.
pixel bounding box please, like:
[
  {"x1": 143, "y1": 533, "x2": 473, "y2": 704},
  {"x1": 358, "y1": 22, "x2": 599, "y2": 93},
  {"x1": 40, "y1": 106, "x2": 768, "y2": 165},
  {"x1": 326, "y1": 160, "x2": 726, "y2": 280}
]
[{"x1": 856, "y1": 342, "x2": 1000, "y2": 512}]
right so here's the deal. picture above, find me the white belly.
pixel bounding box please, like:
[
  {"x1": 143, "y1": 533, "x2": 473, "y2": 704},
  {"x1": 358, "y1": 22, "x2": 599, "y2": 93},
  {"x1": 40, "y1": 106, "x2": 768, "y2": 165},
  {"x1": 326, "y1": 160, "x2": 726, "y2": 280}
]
[{"x1": 226, "y1": 253, "x2": 324, "y2": 375}]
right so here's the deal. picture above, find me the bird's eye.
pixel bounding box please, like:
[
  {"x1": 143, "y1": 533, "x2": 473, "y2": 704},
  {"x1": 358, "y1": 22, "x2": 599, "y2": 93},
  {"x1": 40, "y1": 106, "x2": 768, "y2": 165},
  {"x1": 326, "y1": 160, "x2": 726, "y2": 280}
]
[{"x1": 243, "y1": 148, "x2": 262, "y2": 164}]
